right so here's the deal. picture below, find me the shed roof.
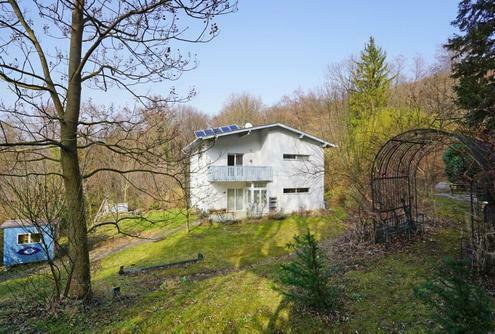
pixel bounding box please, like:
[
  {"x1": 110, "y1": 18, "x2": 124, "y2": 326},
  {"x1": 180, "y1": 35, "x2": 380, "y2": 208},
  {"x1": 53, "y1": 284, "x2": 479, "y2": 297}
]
[
  {"x1": 184, "y1": 123, "x2": 337, "y2": 152},
  {"x1": 0, "y1": 219, "x2": 54, "y2": 229}
]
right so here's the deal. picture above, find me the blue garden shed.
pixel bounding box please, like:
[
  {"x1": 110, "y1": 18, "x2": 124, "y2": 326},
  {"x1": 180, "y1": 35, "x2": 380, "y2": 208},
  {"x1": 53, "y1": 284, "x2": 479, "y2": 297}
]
[{"x1": 1, "y1": 219, "x2": 56, "y2": 267}]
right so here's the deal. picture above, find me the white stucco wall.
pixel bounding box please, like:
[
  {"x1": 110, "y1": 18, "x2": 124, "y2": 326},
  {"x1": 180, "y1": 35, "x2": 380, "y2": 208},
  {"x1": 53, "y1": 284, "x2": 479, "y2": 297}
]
[{"x1": 189, "y1": 126, "x2": 327, "y2": 214}]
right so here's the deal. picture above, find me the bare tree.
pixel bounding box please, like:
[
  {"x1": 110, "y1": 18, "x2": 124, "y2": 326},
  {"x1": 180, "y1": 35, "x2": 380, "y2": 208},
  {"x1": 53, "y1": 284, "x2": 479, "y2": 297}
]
[
  {"x1": 212, "y1": 92, "x2": 265, "y2": 126},
  {"x1": 0, "y1": 166, "x2": 68, "y2": 309},
  {"x1": 0, "y1": 0, "x2": 235, "y2": 301}
]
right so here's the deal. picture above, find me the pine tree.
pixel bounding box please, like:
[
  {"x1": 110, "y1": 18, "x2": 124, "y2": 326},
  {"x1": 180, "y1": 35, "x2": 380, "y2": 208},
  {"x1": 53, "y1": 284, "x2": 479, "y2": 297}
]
[
  {"x1": 446, "y1": 0, "x2": 495, "y2": 133},
  {"x1": 414, "y1": 257, "x2": 494, "y2": 333},
  {"x1": 278, "y1": 230, "x2": 339, "y2": 311},
  {"x1": 349, "y1": 36, "x2": 392, "y2": 122}
]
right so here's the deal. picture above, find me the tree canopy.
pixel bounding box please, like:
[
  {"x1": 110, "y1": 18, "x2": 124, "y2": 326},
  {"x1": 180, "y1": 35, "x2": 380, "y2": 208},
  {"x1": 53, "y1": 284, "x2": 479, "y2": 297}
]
[
  {"x1": 349, "y1": 36, "x2": 392, "y2": 121},
  {"x1": 446, "y1": 0, "x2": 495, "y2": 134}
]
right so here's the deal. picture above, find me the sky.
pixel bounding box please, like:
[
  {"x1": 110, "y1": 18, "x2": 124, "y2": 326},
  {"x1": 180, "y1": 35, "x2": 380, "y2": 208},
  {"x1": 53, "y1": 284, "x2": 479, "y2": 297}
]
[
  {"x1": 168, "y1": 0, "x2": 460, "y2": 115},
  {"x1": 0, "y1": 1, "x2": 460, "y2": 116}
]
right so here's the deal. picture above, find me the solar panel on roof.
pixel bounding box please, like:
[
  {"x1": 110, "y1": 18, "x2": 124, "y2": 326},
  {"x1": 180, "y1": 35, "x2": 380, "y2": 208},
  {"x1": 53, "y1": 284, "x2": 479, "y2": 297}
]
[
  {"x1": 194, "y1": 124, "x2": 241, "y2": 138},
  {"x1": 194, "y1": 130, "x2": 206, "y2": 138}
]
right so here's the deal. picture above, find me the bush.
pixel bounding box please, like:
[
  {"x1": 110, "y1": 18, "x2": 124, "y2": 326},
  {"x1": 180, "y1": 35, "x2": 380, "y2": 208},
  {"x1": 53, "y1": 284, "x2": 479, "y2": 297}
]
[
  {"x1": 277, "y1": 230, "x2": 339, "y2": 311},
  {"x1": 443, "y1": 143, "x2": 480, "y2": 184},
  {"x1": 414, "y1": 257, "x2": 493, "y2": 333}
]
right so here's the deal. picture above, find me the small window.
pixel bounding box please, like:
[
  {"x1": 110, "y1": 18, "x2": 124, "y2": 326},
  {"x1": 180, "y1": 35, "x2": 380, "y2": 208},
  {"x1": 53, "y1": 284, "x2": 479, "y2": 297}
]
[
  {"x1": 17, "y1": 233, "x2": 43, "y2": 245},
  {"x1": 30, "y1": 233, "x2": 42, "y2": 243},
  {"x1": 17, "y1": 234, "x2": 30, "y2": 244},
  {"x1": 228, "y1": 153, "x2": 243, "y2": 166},
  {"x1": 283, "y1": 154, "x2": 310, "y2": 161},
  {"x1": 283, "y1": 188, "x2": 310, "y2": 194}
]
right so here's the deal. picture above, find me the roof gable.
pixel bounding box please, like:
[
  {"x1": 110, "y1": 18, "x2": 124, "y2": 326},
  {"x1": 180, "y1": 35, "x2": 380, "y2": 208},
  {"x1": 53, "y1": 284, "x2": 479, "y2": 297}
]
[{"x1": 184, "y1": 123, "x2": 336, "y2": 152}]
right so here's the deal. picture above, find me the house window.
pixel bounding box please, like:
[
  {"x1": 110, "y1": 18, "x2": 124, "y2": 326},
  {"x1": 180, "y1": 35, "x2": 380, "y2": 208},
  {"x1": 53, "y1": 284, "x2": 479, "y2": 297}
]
[
  {"x1": 227, "y1": 153, "x2": 243, "y2": 166},
  {"x1": 283, "y1": 188, "x2": 310, "y2": 193},
  {"x1": 30, "y1": 233, "x2": 42, "y2": 243},
  {"x1": 227, "y1": 189, "x2": 244, "y2": 211},
  {"x1": 283, "y1": 154, "x2": 310, "y2": 161},
  {"x1": 17, "y1": 234, "x2": 29, "y2": 244},
  {"x1": 17, "y1": 233, "x2": 43, "y2": 245}
]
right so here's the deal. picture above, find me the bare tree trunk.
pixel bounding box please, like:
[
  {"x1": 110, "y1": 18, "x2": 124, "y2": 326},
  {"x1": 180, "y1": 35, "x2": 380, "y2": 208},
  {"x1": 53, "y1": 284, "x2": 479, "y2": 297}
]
[{"x1": 60, "y1": 0, "x2": 91, "y2": 301}]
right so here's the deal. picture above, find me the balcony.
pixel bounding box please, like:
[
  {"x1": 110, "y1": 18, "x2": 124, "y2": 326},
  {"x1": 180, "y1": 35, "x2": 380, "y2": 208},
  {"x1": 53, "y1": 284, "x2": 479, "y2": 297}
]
[{"x1": 207, "y1": 166, "x2": 273, "y2": 182}]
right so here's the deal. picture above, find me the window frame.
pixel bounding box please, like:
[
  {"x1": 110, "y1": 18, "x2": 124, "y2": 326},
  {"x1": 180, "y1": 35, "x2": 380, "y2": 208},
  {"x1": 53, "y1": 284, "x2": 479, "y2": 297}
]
[
  {"x1": 283, "y1": 154, "x2": 310, "y2": 161},
  {"x1": 283, "y1": 187, "x2": 310, "y2": 194},
  {"x1": 16, "y1": 232, "x2": 43, "y2": 245},
  {"x1": 227, "y1": 153, "x2": 244, "y2": 166}
]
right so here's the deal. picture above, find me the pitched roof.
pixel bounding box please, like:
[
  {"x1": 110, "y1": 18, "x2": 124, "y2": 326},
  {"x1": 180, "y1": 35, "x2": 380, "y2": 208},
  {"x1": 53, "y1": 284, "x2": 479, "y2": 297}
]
[
  {"x1": 184, "y1": 123, "x2": 336, "y2": 151},
  {"x1": 0, "y1": 219, "x2": 55, "y2": 229}
]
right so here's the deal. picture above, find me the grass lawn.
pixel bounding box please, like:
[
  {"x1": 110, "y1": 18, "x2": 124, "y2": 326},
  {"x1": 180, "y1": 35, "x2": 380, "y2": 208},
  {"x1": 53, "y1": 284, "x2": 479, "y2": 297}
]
[
  {"x1": 0, "y1": 198, "x2": 487, "y2": 333},
  {"x1": 0, "y1": 209, "x2": 348, "y2": 333},
  {"x1": 88, "y1": 209, "x2": 191, "y2": 244}
]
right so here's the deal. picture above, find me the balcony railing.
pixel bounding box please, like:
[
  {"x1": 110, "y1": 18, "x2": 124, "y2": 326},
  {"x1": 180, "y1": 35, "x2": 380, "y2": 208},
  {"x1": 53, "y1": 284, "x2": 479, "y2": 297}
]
[{"x1": 207, "y1": 166, "x2": 273, "y2": 182}]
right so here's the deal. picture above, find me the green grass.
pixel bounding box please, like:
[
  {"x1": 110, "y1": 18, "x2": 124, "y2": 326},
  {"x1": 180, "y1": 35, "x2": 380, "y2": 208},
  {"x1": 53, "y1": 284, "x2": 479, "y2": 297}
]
[
  {"x1": 0, "y1": 209, "x2": 348, "y2": 333},
  {"x1": 95, "y1": 226, "x2": 462, "y2": 334},
  {"x1": 94, "y1": 210, "x2": 347, "y2": 286},
  {"x1": 89, "y1": 209, "x2": 190, "y2": 241},
  {"x1": 0, "y1": 201, "x2": 482, "y2": 333},
  {"x1": 340, "y1": 228, "x2": 460, "y2": 333},
  {"x1": 432, "y1": 196, "x2": 471, "y2": 223}
]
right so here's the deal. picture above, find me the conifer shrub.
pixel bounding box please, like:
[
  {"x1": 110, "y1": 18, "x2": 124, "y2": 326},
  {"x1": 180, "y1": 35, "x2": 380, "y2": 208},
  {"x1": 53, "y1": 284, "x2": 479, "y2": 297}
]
[
  {"x1": 414, "y1": 257, "x2": 494, "y2": 333},
  {"x1": 277, "y1": 230, "x2": 340, "y2": 311}
]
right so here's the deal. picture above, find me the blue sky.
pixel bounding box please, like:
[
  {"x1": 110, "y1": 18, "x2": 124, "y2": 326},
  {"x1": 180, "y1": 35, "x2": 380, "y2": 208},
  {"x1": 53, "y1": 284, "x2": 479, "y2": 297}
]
[
  {"x1": 0, "y1": 1, "x2": 460, "y2": 116},
  {"x1": 169, "y1": 0, "x2": 459, "y2": 115}
]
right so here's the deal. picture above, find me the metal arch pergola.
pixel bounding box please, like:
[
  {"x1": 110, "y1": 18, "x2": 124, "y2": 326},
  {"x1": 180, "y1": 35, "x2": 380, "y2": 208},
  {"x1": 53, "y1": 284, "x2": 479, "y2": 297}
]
[{"x1": 370, "y1": 129, "x2": 495, "y2": 251}]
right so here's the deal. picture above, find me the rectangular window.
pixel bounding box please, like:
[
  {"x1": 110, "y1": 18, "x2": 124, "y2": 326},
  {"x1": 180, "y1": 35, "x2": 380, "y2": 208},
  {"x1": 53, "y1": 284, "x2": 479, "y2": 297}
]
[
  {"x1": 235, "y1": 189, "x2": 243, "y2": 211},
  {"x1": 227, "y1": 189, "x2": 235, "y2": 210},
  {"x1": 30, "y1": 233, "x2": 42, "y2": 243},
  {"x1": 283, "y1": 154, "x2": 310, "y2": 161},
  {"x1": 227, "y1": 189, "x2": 244, "y2": 211},
  {"x1": 283, "y1": 188, "x2": 310, "y2": 194},
  {"x1": 17, "y1": 233, "x2": 43, "y2": 245},
  {"x1": 227, "y1": 153, "x2": 243, "y2": 166},
  {"x1": 17, "y1": 233, "x2": 30, "y2": 244}
]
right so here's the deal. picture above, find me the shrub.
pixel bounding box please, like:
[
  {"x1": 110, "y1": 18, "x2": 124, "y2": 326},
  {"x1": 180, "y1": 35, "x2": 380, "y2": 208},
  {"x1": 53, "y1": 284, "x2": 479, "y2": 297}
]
[
  {"x1": 277, "y1": 230, "x2": 339, "y2": 311},
  {"x1": 443, "y1": 143, "x2": 480, "y2": 184},
  {"x1": 414, "y1": 257, "x2": 493, "y2": 333}
]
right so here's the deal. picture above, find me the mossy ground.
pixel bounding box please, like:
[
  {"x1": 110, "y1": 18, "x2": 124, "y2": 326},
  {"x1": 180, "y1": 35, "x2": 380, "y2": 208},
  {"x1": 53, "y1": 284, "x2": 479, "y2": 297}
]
[{"x1": 0, "y1": 199, "x2": 485, "y2": 333}]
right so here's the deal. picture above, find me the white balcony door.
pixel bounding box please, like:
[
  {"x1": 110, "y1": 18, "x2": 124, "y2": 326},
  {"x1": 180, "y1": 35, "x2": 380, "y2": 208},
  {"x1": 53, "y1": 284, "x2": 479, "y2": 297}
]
[
  {"x1": 227, "y1": 154, "x2": 243, "y2": 177},
  {"x1": 227, "y1": 188, "x2": 244, "y2": 211}
]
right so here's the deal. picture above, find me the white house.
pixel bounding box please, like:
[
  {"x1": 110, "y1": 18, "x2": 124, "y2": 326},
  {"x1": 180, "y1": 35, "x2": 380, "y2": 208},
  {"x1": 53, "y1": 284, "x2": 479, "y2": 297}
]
[{"x1": 185, "y1": 123, "x2": 335, "y2": 218}]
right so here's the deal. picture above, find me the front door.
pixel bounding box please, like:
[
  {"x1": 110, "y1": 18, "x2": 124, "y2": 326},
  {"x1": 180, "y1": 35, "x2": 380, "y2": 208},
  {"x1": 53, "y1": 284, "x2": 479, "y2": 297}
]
[{"x1": 227, "y1": 188, "x2": 244, "y2": 211}]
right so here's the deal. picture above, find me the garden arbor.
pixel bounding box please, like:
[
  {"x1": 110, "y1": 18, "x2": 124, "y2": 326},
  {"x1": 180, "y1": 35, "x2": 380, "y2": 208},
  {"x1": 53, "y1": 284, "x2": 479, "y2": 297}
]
[{"x1": 371, "y1": 129, "x2": 495, "y2": 270}]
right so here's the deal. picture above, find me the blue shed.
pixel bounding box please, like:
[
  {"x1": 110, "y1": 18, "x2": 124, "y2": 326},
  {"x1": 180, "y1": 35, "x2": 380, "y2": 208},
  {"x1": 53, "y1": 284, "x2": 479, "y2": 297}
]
[{"x1": 1, "y1": 219, "x2": 56, "y2": 267}]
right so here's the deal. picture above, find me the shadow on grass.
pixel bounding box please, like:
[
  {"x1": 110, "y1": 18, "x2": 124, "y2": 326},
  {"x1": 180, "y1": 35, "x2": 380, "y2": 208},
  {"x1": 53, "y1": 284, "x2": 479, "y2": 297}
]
[{"x1": 0, "y1": 210, "x2": 348, "y2": 332}]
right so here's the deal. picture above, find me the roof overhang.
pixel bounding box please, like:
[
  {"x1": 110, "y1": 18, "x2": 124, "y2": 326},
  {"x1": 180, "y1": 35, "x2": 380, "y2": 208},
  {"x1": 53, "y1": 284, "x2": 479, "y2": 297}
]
[{"x1": 183, "y1": 123, "x2": 337, "y2": 152}]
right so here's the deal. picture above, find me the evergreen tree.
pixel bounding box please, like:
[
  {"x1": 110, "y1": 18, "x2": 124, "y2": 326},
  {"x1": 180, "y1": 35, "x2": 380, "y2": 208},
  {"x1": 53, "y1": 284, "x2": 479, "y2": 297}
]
[
  {"x1": 443, "y1": 143, "x2": 480, "y2": 183},
  {"x1": 349, "y1": 36, "x2": 392, "y2": 122},
  {"x1": 278, "y1": 231, "x2": 339, "y2": 311},
  {"x1": 446, "y1": 0, "x2": 495, "y2": 133},
  {"x1": 414, "y1": 257, "x2": 494, "y2": 333}
]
